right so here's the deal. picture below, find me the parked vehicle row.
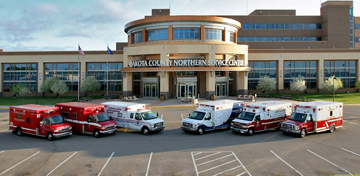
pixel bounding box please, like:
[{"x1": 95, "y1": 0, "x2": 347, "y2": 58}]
[{"x1": 8, "y1": 100, "x2": 343, "y2": 141}]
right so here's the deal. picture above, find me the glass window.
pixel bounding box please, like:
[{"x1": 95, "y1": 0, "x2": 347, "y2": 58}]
[
  {"x1": 205, "y1": 29, "x2": 223, "y2": 41},
  {"x1": 87, "y1": 62, "x2": 122, "y2": 91},
  {"x1": 324, "y1": 60, "x2": 356, "y2": 88},
  {"x1": 44, "y1": 63, "x2": 78, "y2": 92},
  {"x1": 284, "y1": 61, "x2": 317, "y2": 89},
  {"x1": 134, "y1": 31, "x2": 143, "y2": 43},
  {"x1": 3, "y1": 63, "x2": 38, "y2": 92},
  {"x1": 148, "y1": 29, "x2": 168, "y2": 41},
  {"x1": 248, "y1": 61, "x2": 277, "y2": 90},
  {"x1": 173, "y1": 28, "x2": 200, "y2": 40}
]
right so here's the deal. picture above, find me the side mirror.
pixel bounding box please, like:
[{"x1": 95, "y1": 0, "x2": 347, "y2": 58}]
[
  {"x1": 40, "y1": 121, "x2": 45, "y2": 126},
  {"x1": 87, "y1": 119, "x2": 91, "y2": 123}
]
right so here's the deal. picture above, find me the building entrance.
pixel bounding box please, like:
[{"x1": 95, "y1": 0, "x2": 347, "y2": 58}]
[
  {"x1": 176, "y1": 77, "x2": 197, "y2": 99},
  {"x1": 216, "y1": 82, "x2": 227, "y2": 96},
  {"x1": 144, "y1": 83, "x2": 158, "y2": 98}
]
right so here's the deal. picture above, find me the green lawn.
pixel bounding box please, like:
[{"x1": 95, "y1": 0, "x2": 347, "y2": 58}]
[
  {"x1": 0, "y1": 96, "x2": 78, "y2": 106},
  {"x1": 269, "y1": 92, "x2": 360, "y2": 104}
]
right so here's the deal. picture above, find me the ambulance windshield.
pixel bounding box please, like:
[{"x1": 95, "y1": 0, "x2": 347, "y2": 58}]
[
  {"x1": 238, "y1": 112, "x2": 255, "y2": 121},
  {"x1": 141, "y1": 111, "x2": 157, "y2": 120},
  {"x1": 288, "y1": 112, "x2": 307, "y2": 122},
  {"x1": 47, "y1": 115, "x2": 64, "y2": 125},
  {"x1": 189, "y1": 111, "x2": 205, "y2": 120},
  {"x1": 94, "y1": 113, "x2": 110, "y2": 122}
]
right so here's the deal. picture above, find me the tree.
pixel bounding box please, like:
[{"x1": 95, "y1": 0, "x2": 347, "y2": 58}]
[
  {"x1": 290, "y1": 76, "x2": 307, "y2": 97},
  {"x1": 355, "y1": 79, "x2": 360, "y2": 90},
  {"x1": 51, "y1": 80, "x2": 68, "y2": 98},
  {"x1": 80, "y1": 76, "x2": 101, "y2": 95},
  {"x1": 321, "y1": 76, "x2": 343, "y2": 92},
  {"x1": 256, "y1": 76, "x2": 277, "y2": 94},
  {"x1": 40, "y1": 77, "x2": 60, "y2": 94},
  {"x1": 11, "y1": 83, "x2": 30, "y2": 98}
]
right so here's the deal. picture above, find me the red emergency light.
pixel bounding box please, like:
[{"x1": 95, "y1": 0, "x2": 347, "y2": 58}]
[
  {"x1": 253, "y1": 110, "x2": 255, "y2": 112},
  {"x1": 246, "y1": 105, "x2": 251, "y2": 108},
  {"x1": 205, "y1": 105, "x2": 209, "y2": 107},
  {"x1": 305, "y1": 106, "x2": 311, "y2": 108},
  {"x1": 313, "y1": 108, "x2": 316, "y2": 112},
  {"x1": 216, "y1": 107, "x2": 220, "y2": 110},
  {"x1": 125, "y1": 107, "x2": 131, "y2": 111}
]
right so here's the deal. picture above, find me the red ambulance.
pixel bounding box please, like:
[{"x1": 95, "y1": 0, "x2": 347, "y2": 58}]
[
  {"x1": 9, "y1": 104, "x2": 72, "y2": 141},
  {"x1": 55, "y1": 102, "x2": 117, "y2": 138}
]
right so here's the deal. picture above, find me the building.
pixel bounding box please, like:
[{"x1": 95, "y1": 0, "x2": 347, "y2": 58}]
[{"x1": 0, "y1": 0, "x2": 359, "y2": 99}]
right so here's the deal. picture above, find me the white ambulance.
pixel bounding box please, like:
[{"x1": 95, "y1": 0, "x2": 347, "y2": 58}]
[
  {"x1": 281, "y1": 101, "x2": 343, "y2": 137},
  {"x1": 181, "y1": 100, "x2": 243, "y2": 135},
  {"x1": 231, "y1": 101, "x2": 292, "y2": 136},
  {"x1": 101, "y1": 101, "x2": 165, "y2": 135}
]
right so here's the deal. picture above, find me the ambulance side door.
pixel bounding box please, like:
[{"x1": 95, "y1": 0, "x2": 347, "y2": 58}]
[
  {"x1": 306, "y1": 114, "x2": 315, "y2": 132},
  {"x1": 39, "y1": 118, "x2": 48, "y2": 136},
  {"x1": 254, "y1": 114, "x2": 264, "y2": 131},
  {"x1": 85, "y1": 115, "x2": 95, "y2": 133}
]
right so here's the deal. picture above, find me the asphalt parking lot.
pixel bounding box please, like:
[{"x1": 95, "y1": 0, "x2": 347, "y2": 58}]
[{"x1": 0, "y1": 105, "x2": 359, "y2": 176}]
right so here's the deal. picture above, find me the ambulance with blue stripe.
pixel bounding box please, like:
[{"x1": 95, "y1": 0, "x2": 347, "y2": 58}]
[
  {"x1": 181, "y1": 100, "x2": 244, "y2": 135},
  {"x1": 102, "y1": 102, "x2": 165, "y2": 135}
]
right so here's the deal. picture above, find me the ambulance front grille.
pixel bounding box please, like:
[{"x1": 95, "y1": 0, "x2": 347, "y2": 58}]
[
  {"x1": 60, "y1": 127, "x2": 70, "y2": 132},
  {"x1": 183, "y1": 122, "x2": 192, "y2": 128},
  {"x1": 154, "y1": 122, "x2": 163, "y2": 128}
]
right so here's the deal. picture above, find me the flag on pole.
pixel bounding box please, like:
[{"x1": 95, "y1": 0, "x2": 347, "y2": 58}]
[
  {"x1": 107, "y1": 46, "x2": 113, "y2": 55},
  {"x1": 78, "y1": 45, "x2": 85, "y2": 56}
]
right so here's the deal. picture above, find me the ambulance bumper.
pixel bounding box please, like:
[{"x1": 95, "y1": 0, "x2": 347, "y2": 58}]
[
  {"x1": 150, "y1": 126, "x2": 165, "y2": 132},
  {"x1": 181, "y1": 126, "x2": 197, "y2": 132},
  {"x1": 231, "y1": 127, "x2": 248, "y2": 134},
  {"x1": 281, "y1": 128, "x2": 301, "y2": 134},
  {"x1": 100, "y1": 128, "x2": 117, "y2": 134},
  {"x1": 53, "y1": 131, "x2": 72, "y2": 138}
]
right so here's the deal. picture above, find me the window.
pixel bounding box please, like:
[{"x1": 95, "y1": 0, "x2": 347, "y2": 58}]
[
  {"x1": 62, "y1": 112, "x2": 69, "y2": 118},
  {"x1": 87, "y1": 63, "x2": 122, "y2": 91},
  {"x1": 173, "y1": 28, "x2": 200, "y2": 40},
  {"x1": 16, "y1": 114, "x2": 22, "y2": 119},
  {"x1": 26, "y1": 117, "x2": 30, "y2": 123},
  {"x1": 3, "y1": 63, "x2": 38, "y2": 92},
  {"x1": 324, "y1": 61, "x2": 356, "y2": 88},
  {"x1": 107, "y1": 109, "x2": 114, "y2": 114},
  {"x1": 248, "y1": 61, "x2": 277, "y2": 90},
  {"x1": 242, "y1": 23, "x2": 321, "y2": 30},
  {"x1": 87, "y1": 116, "x2": 93, "y2": 122},
  {"x1": 237, "y1": 37, "x2": 320, "y2": 42},
  {"x1": 117, "y1": 113, "x2": 122, "y2": 118},
  {"x1": 44, "y1": 63, "x2": 79, "y2": 92},
  {"x1": 130, "y1": 113, "x2": 134, "y2": 119},
  {"x1": 330, "y1": 111, "x2": 333, "y2": 117},
  {"x1": 133, "y1": 31, "x2": 142, "y2": 43},
  {"x1": 205, "y1": 29, "x2": 223, "y2": 41},
  {"x1": 148, "y1": 29, "x2": 168, "y2": 41},
  {"x1": 284, "y1": 61, "x2": 317, "y2": 89},
  {"x1": 73, "y1": 113, "x2": 77, "y2": 119},
  {"x1": 229, "y1": 32, "x2": 235, "y2": 42}
]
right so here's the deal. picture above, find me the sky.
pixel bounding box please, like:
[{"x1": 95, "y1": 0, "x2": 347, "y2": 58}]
[{"x1": 1, "y1": 0, "x2": 360, "y2": 51}]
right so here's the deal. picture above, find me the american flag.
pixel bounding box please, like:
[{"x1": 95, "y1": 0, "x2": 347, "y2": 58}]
[{"x1": 78, "y1": 45, "x2": 85, "y2": 56}]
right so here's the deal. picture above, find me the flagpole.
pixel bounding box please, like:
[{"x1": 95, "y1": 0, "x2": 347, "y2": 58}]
[
  {"x1": 106, "y1": 44, "x2": 109, "y2": 96},
  {"x1": 77, "y1": 49, "x2": 80, "y2": 101}
]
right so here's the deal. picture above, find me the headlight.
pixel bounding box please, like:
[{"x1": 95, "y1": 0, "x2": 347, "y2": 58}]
[
  {"x1": 69, "y1": 127, "x2": 72, "y2": 130},
  {"x1": 100, "y1": 126, "x2": 104, "y2": 130},
  {"x1": 231, "y1": 122, "x2": 234, "y2": 126},
  {"x1": 294, "y1": 126, "x2": 299, "y2": 130},
  {"x1": 54, "y1": 129, "x2": 60, "y2": 132}
]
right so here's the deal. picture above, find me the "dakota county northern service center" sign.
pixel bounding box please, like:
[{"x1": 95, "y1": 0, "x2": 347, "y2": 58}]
[{"x1": 129, "y1": 59, "x2": 244, "y2": 68}]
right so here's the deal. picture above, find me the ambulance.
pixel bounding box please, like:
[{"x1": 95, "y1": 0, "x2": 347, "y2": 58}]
[
  {"x1": 231, "y1": 101, "x2": 292, "y2": 136},
  {"x1": 55, "y1": 102, "x2": 117, "y2": 138},
  {"x1": 181, "y1": 100, "x2": 244, "y2": 135},
  {"x1": 9, "y1": 104, "x2": 72, "y2": 141},
  {"x1": 102, "y1": 101, "x2": 165, "y2": 135},
  {"x1": 281, "y1": 101, "x2": 343, "y2": 137}
]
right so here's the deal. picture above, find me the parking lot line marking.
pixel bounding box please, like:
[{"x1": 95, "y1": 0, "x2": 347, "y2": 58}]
[
  {"x1": 193, "y1": 152, "x2": 202, "y2": 156},
  {"x1": 0, "y1": 151, "x2": 40, "y2": 175},
  {"x1": 198, "y1": 159, "x2": 237, "y2": 174},
  {"x1": 145, "y1": 152, "x2": 153, "y2": 176},
  {"x1": 212, "y1": 165, "x2": 242, "y2": 176},
  {"x1": 181, "y1": 114, "x2": 184, "y2": 120},
  {"x1": 349, "y1": 122, "x2": 360, "y2": 125},
  {"x1": 270, "y1": 150, "x2": 303, "y2": 176},
  {"x1": 342, "y1": 148, "x2": 360, "y2": 157},
  {"x1": 195, "y1": 151, "x2": 221, "y2": 161},
  {"x1": 98, "y1": 152, "x2": 114, "y2": 176},
  {"x1": 232, "y1": 151, "x2": 252, "y2": 176},
  {"x1": 191, "y1": 152, "x2": 200, "y2": 176},
  {"x1": 46, "y1": 151, "x2": 77, "y2": 176},
  {"x1": 196, "y1": 154, "x2": 233, "y2": 166},
  {"x1": 236, "y1": 171, "x2": 247, "y2": 176},
  {"x1": 307, "y1": 149, "x2": 353, "y2": 175}
]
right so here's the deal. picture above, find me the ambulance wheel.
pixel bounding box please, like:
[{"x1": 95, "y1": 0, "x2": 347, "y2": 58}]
[
  {"x1": 16, "y1": 128, "x2": 22, "y2": 136},
  {"x1": 247, "y1": 128, "x2": 254, "y2": 136},
  {"x1": 197, "y1": 127, "x2": 204, "y2": 135},
  {"x1": 93, "y1": 130, "x2": 100, "y2": 138},
  {"x1": 300, "y1": 129, "x2": 307, "y2": 138},
  {"x1": 47, "y1": 132, "x2": 54, "y2": 141},
  {"x1": 329, "y1": 124, "x2": 336, "y2": 133},
  {"x1": 142, "y1": 127, "x2": 149, "y2": 135}
]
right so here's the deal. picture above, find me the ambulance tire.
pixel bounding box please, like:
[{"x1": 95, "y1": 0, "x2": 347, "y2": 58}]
[
  {"x1": 247, "y1": 128, "x2": 254, "y2": 136},
  {"x1": 47, "y1": 132, "x2": 54, "y2": 141},
  {"x1": 16, "y1": 128, "x2": 22, "y2": 136},
  {"x1": 329, "y1": 124, "x2": 336, "y2": 133},
  {"x1": 93, "y1": 130, "x2": 100, "y2": 138},
  {"x1": 300, "y1": 129, "x2": 307, "y2": 138},
  {"x1": 197, "y1": 127, "x2": 204, "y2": 135},
  {"x1": 142, "y1": 127, "x2": 149, "y2": 135}
]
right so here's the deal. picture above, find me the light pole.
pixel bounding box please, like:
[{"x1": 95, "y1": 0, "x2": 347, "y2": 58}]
[{"x1": 333, "y1": 76, "x2": 336, "y2": 102}]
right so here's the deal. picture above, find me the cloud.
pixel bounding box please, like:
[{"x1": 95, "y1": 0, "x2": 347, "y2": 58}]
[{"x1": 57, "y1": 30, "x2": 92, "y2": 38}]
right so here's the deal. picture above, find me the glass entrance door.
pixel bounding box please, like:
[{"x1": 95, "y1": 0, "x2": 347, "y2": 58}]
[
  {"x1": 177, "y1": 82, "x2": 197, "y2": 99},
  {"x1": 144, "y1": 83, "x2": 158, "y2": 98},
  {"x1": 216, "y1": 82, "x2": 227, "y2": 96}
]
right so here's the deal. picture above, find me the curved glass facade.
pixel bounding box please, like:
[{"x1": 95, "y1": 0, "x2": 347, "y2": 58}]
[
  {"x1": 205, "y1": 29, "x2": 223, "y2": 40},
  {"x1": 148, "y1": 29, "x2": 168, "y2": 41},
  {"x1": 324, "y1": 60, "x2": 356, "y2": 88},
  {"x1": 284, "y1": 61, "x2": 317, "y2": 89},
  {"x1": 173, "y1": 29, "x2": 200, "y2": 40},
  {"x1": 134, "y1": 32, "x2": 142, "y2": 44},
  {"x1": 248, "y1": 61, "x2": 277, "y2": 90},
  {"x1": 3, "y1": 63, "x2": 37, "y2": 92}
]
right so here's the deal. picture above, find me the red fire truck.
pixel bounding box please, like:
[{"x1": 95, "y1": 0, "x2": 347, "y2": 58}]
[
  {"x1": 9, "y1": 104, "x2": 72, "y2": 141},
  {"x1": 281, "y1": 101, "x2": 343, "y2": 137},
  {"x1": 55, "y1": 102, "x2": 117, "y2": 138}
]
